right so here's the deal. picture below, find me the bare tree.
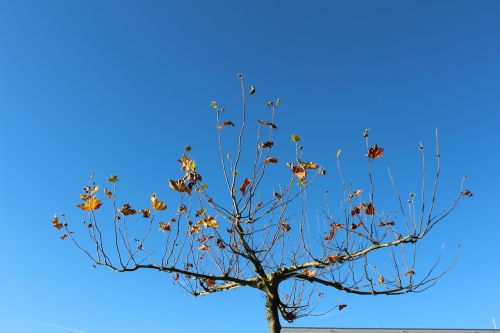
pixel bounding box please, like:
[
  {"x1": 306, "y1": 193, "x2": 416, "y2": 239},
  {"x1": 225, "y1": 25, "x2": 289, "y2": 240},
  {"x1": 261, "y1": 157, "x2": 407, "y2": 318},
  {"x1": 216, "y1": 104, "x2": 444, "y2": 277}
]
[{"x1": 53, "y1": 75, "x2": 472, "y2": 333}]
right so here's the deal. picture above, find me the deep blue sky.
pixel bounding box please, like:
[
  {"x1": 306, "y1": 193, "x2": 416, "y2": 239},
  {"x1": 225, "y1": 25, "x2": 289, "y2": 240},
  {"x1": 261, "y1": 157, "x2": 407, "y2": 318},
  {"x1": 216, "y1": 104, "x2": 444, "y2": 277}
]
[{"x1": 1, "y1": 1, "x2": 499, "y2": 333}]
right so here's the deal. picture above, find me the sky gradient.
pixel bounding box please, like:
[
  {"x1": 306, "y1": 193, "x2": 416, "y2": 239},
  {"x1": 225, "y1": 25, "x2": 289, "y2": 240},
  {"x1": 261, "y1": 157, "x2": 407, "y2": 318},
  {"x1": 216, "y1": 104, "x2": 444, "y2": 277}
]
[{"x1": 0, "y1": 1, "x2": 499, "y2": 333}]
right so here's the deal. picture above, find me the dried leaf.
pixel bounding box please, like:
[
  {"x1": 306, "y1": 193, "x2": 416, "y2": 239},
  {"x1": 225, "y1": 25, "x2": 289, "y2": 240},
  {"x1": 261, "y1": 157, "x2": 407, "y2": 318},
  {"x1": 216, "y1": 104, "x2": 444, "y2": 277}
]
[
  {"x1": 52, "y1": 215, "x2": 63, "y2": 230},
  {"x1": 349, "y1": 189, "x2": 363, "y2": 198},
  {"x1": 378, "y1": 275, "x2": 385, "y2": 284},
  {"x1": 178, "y1": 155, "x2": 196, "y2": 172},
  {"x1": 141, "y1": 208, "x2": 151, "y2": 218},
  {"x1": 210, "y1": 101, "x2": 218, "y2": 109},
  {"x1": 327, "y1": 254, "x2": 340, "y2": 263},
  {"x1": 195, "y1": 208, "x2": 206, "y2": 217},
  {"x1": 302, "y1": 269, "x2": 316, "y2": 277},
  {"x1": 264, "y1": 157, "x2": 278, "y2": 165},
  {"x1": 290, "y1": 134, "x2": 301, "y2": 142},
  {"x1": 288, "y1": 164, "x2": 306, "y2": 180},
  {"x1": 338, "y1": 304, "x2": 347, "y2": 311},
  {"x1": 351, "y1": 222, "x2": 363, "y2": 230},
  {"x1": 363, "y1": 128, "x2": 370, "y2": 138},
  {"x1": 249, "y1": 85, "x2": 256, "y2": 95},
  {"x1": 119, "y1": 203, "x2": 137, "y2": 216},
  {"x1": 266, "y1": 101, "x2": 274, "y2": 107},
  {"x1": 260, "y1": 141, "x2": 274, "y2": 148},
  {"x1": 197, "y1": 244, "x2": 210, "y2": 251},
  {"x1": 257, "y1": 120, "x2": 277, "y2": 129},
  {"x1": 218, "y1": 120, "x2": 235, "y2": 130},
  {"x1": 108, "y1": 175, "x2": 119, "y2": 183},
  {"x1": 300, "y1": 161, "x2": 319, "y2": 169},
  {"x1": 178, "y1": 204, "x2": 187, "y2": 213},
  {"x1": 216, "y1": 238, "x2": 226, "y2": 249},
  {"x1": 60, "y1": 232, "x2": 73, "y2": 240},
  {"x1": 274, "y1": 192, "x2": 282, "y2": 201},
  {"x1": 197, "y1": 235, "x2": 215, "y2": 243},
  {"x1": 104, "y1": 187, "x2": 113, "y2": 199},
  {"x1": 169, "y1": 179, "x2": 191, "y2": 195},
  {"x1": 239, "y1": 178, "x2": 251, "y2": 195},
  {"x1": 367, "y1": 144, "x2": 384, "y2": 159},
  {"x1": 201, "y1": 216, "x2": 218, "y2": 228},
  {"x1": 203, "y1": 278, "x2": 215, "y2": 288},
  {"x1": 159, "y1": 221, "x2": 172, "y2": 231},
  {"x1": 80, "y1": 196, "x2": 102, "y2": 211},
  {"x1": 151, "y1": 193, "x2": 167, "y2": 211},
  {"x1": 280, "y1": 222, "x2": 291, "y2": 233},
  {"x1": 350, "y1": 206, "x2": 361, "y2": 216},
  {"x1": 89, "y1": 186, "x2": 99, "y2": 195},
  {"x1": 461, "y1": 190, "x2": 473, "y2": 197},
  {"x1": 405, "y1": 269, "x2": 415, "y2": 276},
  {"x1": 378, "y1": 221, "x2": 395, "y2": 227},
  {"x1": 364, "y1": 203, "x2": 375, "y2": 215}
]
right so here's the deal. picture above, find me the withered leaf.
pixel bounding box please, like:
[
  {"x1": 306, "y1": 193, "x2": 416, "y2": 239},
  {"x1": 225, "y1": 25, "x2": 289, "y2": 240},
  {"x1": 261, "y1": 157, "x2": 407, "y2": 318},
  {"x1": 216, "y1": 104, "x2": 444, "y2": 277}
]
[
  {"x1": 197, "y1": 235, "x2": 215, "y2": 243},
  {"x1": 104, "y1": 187, "x2": 113, "y2": 199},
  {"x1": 216, "y1": 238, "x2": 226, "y2": 249},
  {"x1": 151, "y1": 193, "x2": 167, "y2": 211},
  {"x1": 367, "y1": 144, "x2": 384, "y2": 159},
  {"x1": 80, "y1": 196, "x2": 102, "y2": 211},
  {"x1": 264, "y1": 157, "x2": 278, "y2": 165},
  {"x1": 218, "y1": 120, "x2": 235, "y2": 130},
  {"x1": 288, "y1": 164, "x2": 306, "y2": 180},
  {"x1": 378, "y1": 275, "x2": 385, "y2": 284},
  {"x1": 351, "y1": 206, "x2": 361, "y2": 216},
  {"x1": 203, "y1": 278, "x2": 215, "y2": 288},
  {"x1": 195, "y1": 208, "x2": 206, "y2": 217},
  {"x1": 280, "y1": 222, "x2": 291, "y2": 233},
  {"x1": 178, "y1": 204, "x2": 187, "y2": 213},
  {"x1": 260, "y1": 141, "x2": 274, "y2": 148},
  {"x1": 266, "y1": 101, "x2": 274, "y2": 107},
  {"x1": 351, "y1": 222, "x2": 363, "y2": 230},
  {"x1": 141, "y1": 208, "x2": 151, "y2": 218},
  {"x1": 52, "y1": 215, "x2": 63, "y2": 230},
  {"x1": 364, "y1": 203, "x2": 375, "y2": 215},
  {"x1": 274, "y1": 192, "x2": 282, "y2": 201},
  {"x1": 405, "y1": 269, "x2": 415, "y2": 276},
  {"x1": 119, "y1": 203, "x2": 137, "y2": 216},
  {"x1": 327, "y1": 254, "x2": 340, "y2": 263},
  {"x1": 300, "y1": 161, "x2": 319, "y2": 169},
  {"x1": 201, "y1": 216, "x2": 218, "y2": 228},
  {"x1": 461, "y1": 190, "x2": 473, "y2": 197},
  {"x1": 159, "y1": 221, "x2": 172, "y2": 231},
  {"x1": 239, "y1": 178, "x2": 251, "y2": 195},
  {"x1": 302, "y1": 269, "x2": 316, "y2": 277},
  {"x1": 349, "y1": 189, "x2": 363, "y2": 198},
  {"x1": 169, "y1": 179, "x2": 191, "y2": 195},
  {"x1": 257, "y1": 120, "x2": 277, "y2": 129},
  {"x1": 60, "y1": 232, "x2": 73, "y2": 240},
  {"x1": 197, "y1": 244, "x2": 210, "y2": 251},
  {"x1": 108, "y1": 175, "x2": 119, "y2": 183},
  {"x1": 338, "y1": 304, "x2": 347, "y2": 311},
  {"x1": 249, "y1": 85, "x2": 256, "y2": 95},
  {"x1": 178, "y1": 155, "x2": 196, "y2": 172},
  {"x1": 379, "y1": 221, "x2": 395, "y2": 227}
]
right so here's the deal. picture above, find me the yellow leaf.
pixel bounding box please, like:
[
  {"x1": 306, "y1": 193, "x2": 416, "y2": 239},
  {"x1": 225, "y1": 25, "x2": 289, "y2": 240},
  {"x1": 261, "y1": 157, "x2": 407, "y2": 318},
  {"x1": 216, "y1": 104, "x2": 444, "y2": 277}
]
[
  {"x1": 90, "y1": 186, "x2": 99, "y2": 195},
  {"x1": 378, "y1": 275, "x2": 385, "y2": 284},
  {"x1": 201, "y1": 216, "x2": 218, "y2": 228},
  {"x1": 81, "y1": 196, "x2": 102, "y2": 211},
  {"x1": 151, "y1": 193, "x2": 167, "y2": 211},
  {"x1": 197, "y1": 244, "x2": 210, "y2": 251},
  {"x1": 195, "y1": 208, "x2": 206, "y2": 217}
]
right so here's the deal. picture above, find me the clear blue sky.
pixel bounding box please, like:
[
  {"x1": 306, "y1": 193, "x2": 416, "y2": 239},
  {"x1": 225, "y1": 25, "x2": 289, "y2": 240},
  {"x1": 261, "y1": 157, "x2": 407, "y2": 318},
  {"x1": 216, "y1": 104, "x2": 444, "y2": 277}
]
[{"x1": 1, "y1": 1, "x2": 499, "y2": 332}]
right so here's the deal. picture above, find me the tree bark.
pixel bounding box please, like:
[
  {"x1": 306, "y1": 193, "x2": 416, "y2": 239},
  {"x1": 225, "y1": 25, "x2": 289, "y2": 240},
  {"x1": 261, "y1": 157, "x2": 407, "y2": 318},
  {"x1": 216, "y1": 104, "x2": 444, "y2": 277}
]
[{"x1": 265, "y1": 296, "x2": 281, "y2": 333}]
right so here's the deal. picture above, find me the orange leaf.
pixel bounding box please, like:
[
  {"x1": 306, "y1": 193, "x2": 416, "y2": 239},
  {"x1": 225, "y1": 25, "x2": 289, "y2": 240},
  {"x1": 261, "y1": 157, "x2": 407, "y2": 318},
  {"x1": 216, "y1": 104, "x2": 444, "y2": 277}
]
[
  {"x1": 367, "y1": 144, "x2": 384, "y2": 159},
  {"x1": 151, "y1": 193, "x2": 167, "y2": 211},
  {"x1": 264, "y1": 157, "x2": 278, "y2": 165},
  {"x1": 300, "y1": 161, "x2": 319, "y2": 169},
  {"x1": 327, "y1": 254, "x2": 340, "y2": 263},
  {"x1": 60, "y1": 233, "x2": 73, "y2": 240},
  {"x1": 203, "y1": 278, "x2": 215, "y2": 288},
  {"x1": 280, "y1": 222, "x2": 291, "y2": 233},
  {"x1": 81, "y1": 196, "x2": 102, "y2": 211},
  {"x1": 52, "y1": 215, "x2": 63, "y2": 230},
  {"x1": 240, "y1": 178, "x2": 251, "y2": 195},
  {"x1": 378, "y1": 275, "x2": 385, "y2": 284}
]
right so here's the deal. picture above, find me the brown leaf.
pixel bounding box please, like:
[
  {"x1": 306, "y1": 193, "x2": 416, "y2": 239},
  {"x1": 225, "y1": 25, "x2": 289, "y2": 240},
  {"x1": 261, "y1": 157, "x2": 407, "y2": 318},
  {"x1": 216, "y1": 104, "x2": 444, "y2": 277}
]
[
  {"x1": 201, "y1": 216, "x2": 218, "y2": 228},
  {"x1": 197, "y1": 244, "x2": 210, "y2": 251},
  {"x1": 364, "y1": 203, "x2": 375, "y2": 215},
  {"x1": 239, "y1": 178, "x2": 251, "y2": 195},
  {"x1": 151, "y1": 193, "x2": 167, "y2": 211},
  {"x1": 104, "y1": 187, "x2": 113, "y2": 199},
  {"x1": 119, "y1": 203, "x2": 137, "y2": 216},
  {"x1": 195, "y1": 208, "x2": 206, "y2": 217},
  {"x1": 327, "y1": 254, "x2": 340, "y2": 263},
  {"x1": 159, "y1": 221, "x2": 172, "y2": 231},
  {"x1": 351, "y1": 222, "x2": 363, "y2": 230},
  {"x1": 52, "y1": 215, "x2": 63, "y2": 230},
  {"x1": 378, "y1": 220, "x2": 395, "y2": 227},
  {"x1": 218, "y1": 120, "x2": 235, "y2": 130},
  {"x1": 169, "y1": 179, "x2": 191, "y2": 195},
  {"x1": 378, "y1": 275, "x2": 385, "y2": 284},
  {"x1": 60, "y1": 232, "x2": 73, "y2": 240},
  {"x1": 203, "y1": 278, "x2": 215, "y2": 288},
  {"x1": 274, "y1": 192, "x2": 282, "y2": 201},
  {"x1": 142, "y1": 208, "x2": 151, "y2": 218},
  {"x1": 461, "y1": 190, "x2": 473, "y2": 197},
  {"x1": 178, "y1": 204, "x2": 187, "y2": 213},
  {"x1": 351, "y1": 206, "x2": 361, "y2": 216},
  {"x1": 260, "y1": 141, "x2": 274, "y2": 148},
  {"x1": 216, "y1": 238, "x2": 226, "y2": 249},
  {"x1": 197, "y1": 235, "x2": 215, "y2": 243},
  {"x1": 249, "y1": 85, "x2": 256, "y2": 95},
  {"x1": 405, "y1": 269, "x2": 415, "y2": 276},
  {"x1": 338, "y1": 304, "x2": 347, "y2": 311},
  {"x1": 264, "y1": 157, "x2": 278, "y2": 165},
  {"x1": 288, "y1": 164, "x2": 306, "y2": 180},
  {"x1": 280, "y1": 222, "x2": 291, "y2": 233},
  {"x1": 367, "y1": 144, "x2": 384, "y2": 159},
  {"x1": 349, "y1": 189, "x2": 363, "y2": 198},
  {"x1": 178, "y1": 154, "x2": 196, "y2": 171},
  {"x1": 257, "y1": 120, "x2": 277, "y2": 129},
  {"x1": 300, "y1": 161, "x2": 319, "y2": 169}
]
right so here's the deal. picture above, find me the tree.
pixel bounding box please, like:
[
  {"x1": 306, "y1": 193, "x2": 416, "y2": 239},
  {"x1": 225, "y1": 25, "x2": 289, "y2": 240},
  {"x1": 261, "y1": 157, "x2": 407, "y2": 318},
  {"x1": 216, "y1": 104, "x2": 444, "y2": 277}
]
[{"x1": 53, "y1": 75, "x2": 471, "y2": 333}]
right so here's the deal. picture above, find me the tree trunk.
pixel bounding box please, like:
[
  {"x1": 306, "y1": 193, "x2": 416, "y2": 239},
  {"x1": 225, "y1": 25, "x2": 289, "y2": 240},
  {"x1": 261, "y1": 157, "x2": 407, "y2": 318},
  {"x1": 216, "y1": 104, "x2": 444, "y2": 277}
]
[{"x1": 265, "y1": 296, "x2": 282, "y2": 333}]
